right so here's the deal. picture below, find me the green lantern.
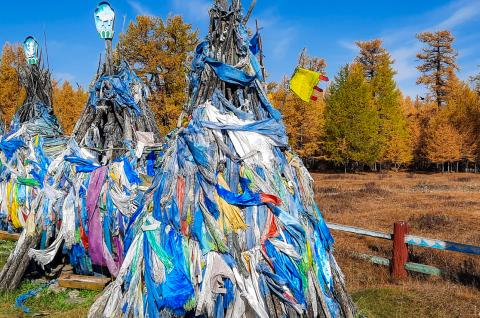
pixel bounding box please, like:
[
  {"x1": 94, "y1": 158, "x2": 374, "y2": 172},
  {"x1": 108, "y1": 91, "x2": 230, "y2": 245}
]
[
  {"x1": 24, "y1": 36, "x2": 39, "y2": 65},
  {"x1": 94, "y1": 2, "x2": 115, "y2": 39}
]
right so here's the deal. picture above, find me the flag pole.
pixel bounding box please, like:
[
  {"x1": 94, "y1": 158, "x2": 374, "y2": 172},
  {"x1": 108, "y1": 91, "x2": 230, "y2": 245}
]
[{"x1": 255, "y1": 19, "x2": 266, "y2": 81}]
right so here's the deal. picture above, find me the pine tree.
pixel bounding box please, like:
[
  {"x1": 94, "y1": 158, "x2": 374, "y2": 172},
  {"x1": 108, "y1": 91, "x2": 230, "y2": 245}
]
[
  {"x1": 416, "y1": 30, "x2": 458, "y2": 108},
  {"x1": 0, "y1": 43, "x2": 26, "y2": 128},
  {"x1": 52, "y1": 80, "x2": 88, "y2": 134},
  {"x1": 325, "y1": 63, "x2": 380, "y2": 169},
  {"x1": 117, "y1": 16, "x2": 198, "y2": 135}
]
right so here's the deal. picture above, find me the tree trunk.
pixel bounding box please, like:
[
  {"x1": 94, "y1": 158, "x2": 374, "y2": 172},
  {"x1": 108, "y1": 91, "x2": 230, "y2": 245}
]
[{"x1": 0, "y1": 231, "x2": 41, "y2": 290}]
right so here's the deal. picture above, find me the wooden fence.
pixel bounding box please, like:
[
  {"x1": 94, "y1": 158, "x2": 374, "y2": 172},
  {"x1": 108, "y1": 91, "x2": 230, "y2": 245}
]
[
  {"x1": 327, "y1": 221, "x2": 480, "y2": 279},
  {"x1": 1, "y1": 223, "x2": 480, "y2": 286}
]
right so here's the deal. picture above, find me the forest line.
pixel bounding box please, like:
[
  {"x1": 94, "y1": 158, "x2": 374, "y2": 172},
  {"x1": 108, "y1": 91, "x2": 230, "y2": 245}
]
[{"x1": 0, "y1": 15, "x2": 478, "y2": 172}]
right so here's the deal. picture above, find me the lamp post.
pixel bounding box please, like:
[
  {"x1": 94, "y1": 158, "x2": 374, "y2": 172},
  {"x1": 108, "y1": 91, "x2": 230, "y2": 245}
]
[{"x1": 94, "y1": 2, "x2": 115, "y2": 75}]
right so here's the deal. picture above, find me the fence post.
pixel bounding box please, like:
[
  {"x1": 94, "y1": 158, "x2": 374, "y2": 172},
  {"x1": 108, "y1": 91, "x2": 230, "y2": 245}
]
[{"x1": 392, "y1": 221, "x2": 409, "y2": 280}]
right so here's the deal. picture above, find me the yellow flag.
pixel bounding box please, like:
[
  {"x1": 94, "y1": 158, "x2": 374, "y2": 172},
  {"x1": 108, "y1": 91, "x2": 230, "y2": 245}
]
[{"x1": 289, "y1": 68, "x2": 328, "y2": 102}]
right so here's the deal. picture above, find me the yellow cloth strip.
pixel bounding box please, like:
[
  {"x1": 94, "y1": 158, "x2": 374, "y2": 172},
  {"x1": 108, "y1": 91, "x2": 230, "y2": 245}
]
[
  {"x1": 215, "y1": 173, "x2": 247, "y2": 231},
  {"x1": 8, "y1": 182, "x2": 22, "y2": 228}
]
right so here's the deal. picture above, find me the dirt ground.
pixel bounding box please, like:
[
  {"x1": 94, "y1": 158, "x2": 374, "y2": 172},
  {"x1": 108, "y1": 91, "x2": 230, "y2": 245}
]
[{"x1": 313, "y1": 172, "x2": 480, "y2": 317}]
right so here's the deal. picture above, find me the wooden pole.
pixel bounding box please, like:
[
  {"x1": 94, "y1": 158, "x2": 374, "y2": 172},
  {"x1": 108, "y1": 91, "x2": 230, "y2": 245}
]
[
  {"x1": 255, "y1": 20, "x2": 267, "y2": 81},
  {"x1": 105, "y1": 39, "x2": 113, "y2": 75},
  {"x1": 392, "y1": 221, "x2": 409, "y2": 280},
  {"x1": 242, "y1": 0, "x2": 256, "y2": 25}
]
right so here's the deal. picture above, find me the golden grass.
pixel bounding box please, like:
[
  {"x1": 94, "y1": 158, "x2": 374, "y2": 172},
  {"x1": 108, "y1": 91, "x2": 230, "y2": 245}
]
[
  {"x1": 314, "y1": 172, "x2": 480, "y2": 317},
  {"x1": 0, "y1": 172, "x2": 478, "y2": 317}
]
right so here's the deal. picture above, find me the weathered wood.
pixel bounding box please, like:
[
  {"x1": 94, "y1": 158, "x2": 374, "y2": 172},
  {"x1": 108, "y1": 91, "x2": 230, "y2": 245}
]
[
  {"x1": 392, "y1": 221, "x2": 409, "y2": 280},
  {"x1": 331, "y1": 264, "x2": 355, "y2": 318},
  {"x1": 71, "y1": 61, "x2": 161, "y2": 165},
  {"x1": 58, "y1": 273, "x2": 111, "y2": 291},
  {"x1": 352, "y1": 253, "x2": 442, "y2": 277},
  {"x1": 404, "y1": 262, "x2": 441, "y2": 276},
  {"x1": 105, "y1": 39, "x2": 113, "y2": 76},
  {"x1": 405, "y1": 234, "x2": 480, "y2": 256},
  {"x1": 0, "y1": 231, "x2": 20, "y2": 241},
  {"x1": 255, "y1": 19, "x2": 267, "y2": 81},
  {"x1": 327, "y1": 222, "x2": 480, "y2": 256},
  {"x1": 242, "y1": 0, "x2": 256, "y2": 24},
  {"x1": 327, "y1": 222, "x2": 392, "y2": 240},
  {"x1": 355, "y1": 252, "x2": 391, "y2": 267},
  {"x1": 0, "y1": 232, "x2": 41, "y2": 290}
]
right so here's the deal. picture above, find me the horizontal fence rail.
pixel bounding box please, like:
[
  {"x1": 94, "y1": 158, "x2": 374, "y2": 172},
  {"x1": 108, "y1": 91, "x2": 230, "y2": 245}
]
[
  {"x1": 353, "y1": 252, "x2": 442, "y2": 276},
  {"x1": 327, "y1": 223, "x2": 392, "y2": 240},
  {"x1": 326, "y1": 221, "x2": 480, "y2": 280},
  {"x1": 405, "y1": 235, "x2": 480, "y2": 256}
]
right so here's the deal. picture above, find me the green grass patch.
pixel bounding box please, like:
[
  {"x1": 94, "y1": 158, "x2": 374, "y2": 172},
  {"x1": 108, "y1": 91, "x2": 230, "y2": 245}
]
[
  {"x1": 0, "y1": 241, "x2": 99, "y2": 317},
  {"x1": 0, "y1": 240, "x2": 16, "y2": 268},
  {"x1": 0, "y1": 280, "x2": 99, "y2": 317},
  {"x1": 353, "y1": 287, "x2": 431, "y2": 318}
]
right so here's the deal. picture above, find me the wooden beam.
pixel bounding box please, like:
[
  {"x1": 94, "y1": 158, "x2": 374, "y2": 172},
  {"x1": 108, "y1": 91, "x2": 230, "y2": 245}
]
[
  {"x1": 354, "y1": 253, "x2": 390, "y2": 267},
  {"x1": 242, "y1": 0, "x2": 256, "y2": 25},
  {"x1": 327, "y1": 223, "x2": 392, "y2": 240},
  {"x1": 405, "y1": 234, "x2": 480, "y2": 256},
  {"x1": 327, "y1": 222, "x2": 480, "y2": 256},
  {"x1": 352, "y1": 253, "x2": 441, "y2": 277},
  {"x1": 0, "y1": 231, "x2": 20, "y2": 241},
  {"x1": 404, "y1": 262, "x2": 441, "y2": 276},
  {"x1": 58, "y1": 273, "x2": 111, "y2": 291}
]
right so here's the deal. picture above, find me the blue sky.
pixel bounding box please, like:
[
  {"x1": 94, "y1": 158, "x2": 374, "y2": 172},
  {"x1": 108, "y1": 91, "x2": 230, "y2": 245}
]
[{"x1": 1, "y1": 0, "x2": 480, "y2": 97}]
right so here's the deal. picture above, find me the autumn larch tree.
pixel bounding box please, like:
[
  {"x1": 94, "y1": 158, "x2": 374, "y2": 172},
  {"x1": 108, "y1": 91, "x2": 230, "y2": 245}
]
[
  {"x1": 443, "y1": 75, "x2": 480, "y2": 168},
  {"x1": 117, "y1": 15, "x2": 198, "y2": 135},
  {"x1": 269, "y1": 49, "x2": 326, "y2": 157},
  {"x1": 424, "y1": 111, "x2": 463, "y2": 172},
  {"x1": 355, "y1": 39, "x2": 387, "y2": 80},
  {"x1": 0, "y1": 43, "x2": 26, "y2": 128},
  {"x1": 298, "y1": 48, "x2": 327, "y2": 74},
  {"x1": 52, "y1": 80, "x2": 88, "y2": 134},
  {"x1": 416, "y1": 30, "x2": 458, "y2": 108},
  {"x1": 469, "y1": 66, "x2": 480, "y2": 96}
]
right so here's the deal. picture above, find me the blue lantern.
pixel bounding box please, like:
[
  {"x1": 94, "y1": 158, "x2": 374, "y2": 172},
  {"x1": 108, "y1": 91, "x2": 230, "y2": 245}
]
[
  {"x1": 24, "y1": 36, "x2": 39, "y2": 65},
  {"x1": 94, "y1": 2, "x2": 115, "y2": 39}
]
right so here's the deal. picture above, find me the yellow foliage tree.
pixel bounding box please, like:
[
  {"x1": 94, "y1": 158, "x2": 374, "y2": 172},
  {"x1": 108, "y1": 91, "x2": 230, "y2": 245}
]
[
  {"x1": 268, "y1": 50, "x2": 327, "y2": 157},
  {"x1": 406, "y1": 100, "x2": 437, "y2": 168},
  {"x1": 52, "y1": 81, "x2": 88, "y2": 135},
  {"x1": 443, "y1": 75, "x2": 480, "y2": 162},
  {"x1": 117, "y1": 15, "x2": 198, "y2": 135},
  {"x1": 424, "y1": 111, "x2": 463, "y2": 169},
  {"x1": 0, "y1": 43, "x2": 26, "y2": 128},
  {"x1": 269, "y1": 77, "x2": 325, "y2": 157}
]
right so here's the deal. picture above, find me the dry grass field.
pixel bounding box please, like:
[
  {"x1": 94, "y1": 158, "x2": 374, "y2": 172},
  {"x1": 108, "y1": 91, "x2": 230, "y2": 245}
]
[
  {"x1": 0, "y1": 172, "x2": 479, "y2": 317},
  {"x1": 313, "y1": 172, "x2": 480, "y2": 317}
]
